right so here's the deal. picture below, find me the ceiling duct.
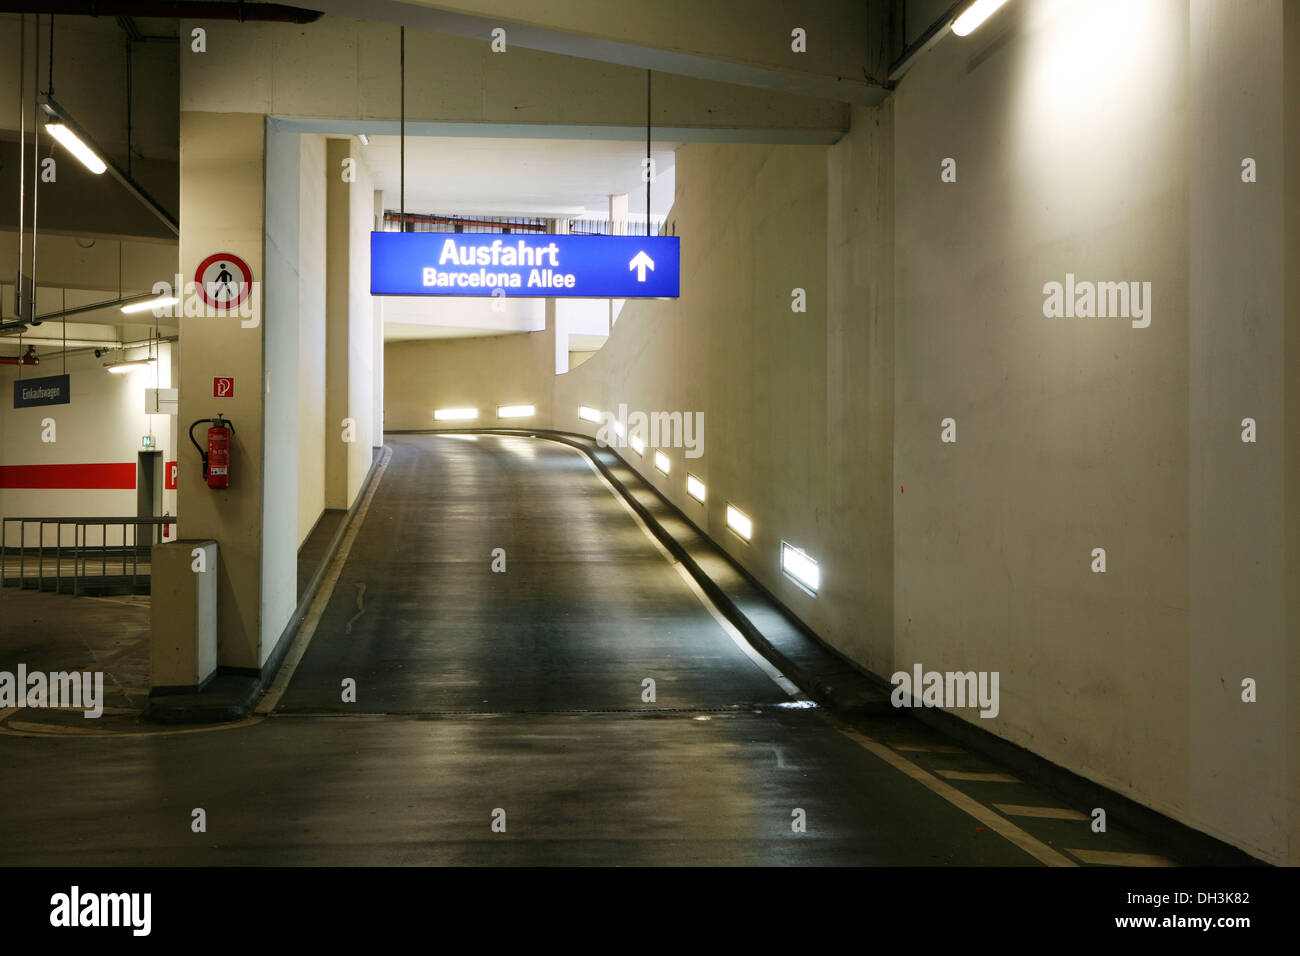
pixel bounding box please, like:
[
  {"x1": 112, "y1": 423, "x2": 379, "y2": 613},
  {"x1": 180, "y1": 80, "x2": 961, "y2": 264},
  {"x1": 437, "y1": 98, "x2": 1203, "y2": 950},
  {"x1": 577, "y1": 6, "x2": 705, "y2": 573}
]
[{"x1": 0, "y1": 2, "x2": 322, "y2": 22}]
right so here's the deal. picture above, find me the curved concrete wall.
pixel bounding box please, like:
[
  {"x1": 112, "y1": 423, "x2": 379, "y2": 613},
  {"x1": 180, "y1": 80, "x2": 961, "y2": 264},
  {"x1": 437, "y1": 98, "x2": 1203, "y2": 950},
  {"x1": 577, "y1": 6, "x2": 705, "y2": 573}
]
[{"x1": 890, "y1": 0, "x2": 1295, "y2": 865}]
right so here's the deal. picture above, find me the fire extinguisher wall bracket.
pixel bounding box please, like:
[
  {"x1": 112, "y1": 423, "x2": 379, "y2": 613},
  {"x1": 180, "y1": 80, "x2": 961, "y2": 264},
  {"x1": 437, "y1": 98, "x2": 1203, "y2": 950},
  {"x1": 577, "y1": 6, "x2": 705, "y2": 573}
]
[{"x1": 188, "y1": 416, "x2": 236, "y2": 489}]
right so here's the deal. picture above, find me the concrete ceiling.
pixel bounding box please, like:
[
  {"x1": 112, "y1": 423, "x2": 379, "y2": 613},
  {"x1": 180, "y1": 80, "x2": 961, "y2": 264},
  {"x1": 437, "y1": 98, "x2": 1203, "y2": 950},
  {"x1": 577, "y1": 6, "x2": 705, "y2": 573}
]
[
  {"x1": 304, "y1": 0, "x2": 892, "y2": 105},
  {"x1": 364, "y1": 135, "x2": 678, "y2": 220}
]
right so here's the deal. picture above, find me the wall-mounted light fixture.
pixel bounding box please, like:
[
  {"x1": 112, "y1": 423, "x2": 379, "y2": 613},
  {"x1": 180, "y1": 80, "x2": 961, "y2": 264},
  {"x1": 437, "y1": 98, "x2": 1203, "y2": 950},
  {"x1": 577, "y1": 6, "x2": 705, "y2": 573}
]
[
  {"x1": 104, "y1": 358, "x2": 155, "y2": 374},
  {"x1": 43, "y1": 120, "x2": 106, "y2": 174},
  {"x1": 120, "y1": 296, "x2": 178, "y2": 315},
  {"x1": 952, "y1": 0, "x2": 1010, "y2": 36},
  {"x1": 888, "y1": 0, "x2": 1014, "y2": 82}
]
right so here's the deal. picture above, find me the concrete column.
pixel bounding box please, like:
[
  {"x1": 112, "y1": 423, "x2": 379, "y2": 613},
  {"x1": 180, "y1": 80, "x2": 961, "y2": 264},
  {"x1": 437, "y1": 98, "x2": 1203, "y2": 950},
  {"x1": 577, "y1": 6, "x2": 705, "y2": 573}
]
[
  {"x1": 173, "y1": 111, "x2": 266, "y2": 670},
  {"x1": 297, "y1": 134, "x2": 328, "y2": 547},
  {"x1": 827, "y1": 103, "x2": 893, "y2": 676},
  {"x1": 262, "y1": 121, "x2": 305, "y2": 658},
  {"x1": 325, "y1": 138, "x2": 376, "y2": 509},
  {"x1": 372, "y1": 189, "x2": 385, "y2": 447},
  {"x1": 372, "y1": 296, "x2": 385, "y2": 446}
]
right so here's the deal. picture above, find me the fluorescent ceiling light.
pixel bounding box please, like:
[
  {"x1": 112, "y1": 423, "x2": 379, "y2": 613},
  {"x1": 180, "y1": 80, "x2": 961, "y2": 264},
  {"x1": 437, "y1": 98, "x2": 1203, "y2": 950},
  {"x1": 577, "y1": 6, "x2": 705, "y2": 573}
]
[
  {"x1": 44, "y1": 123, "x2": 107, "y2": 175},
  {"x1": 952, "y1": 0, "x2": 1010, "y2": 36},
  {"x1": 434, "y1": 407, "x2": 477, "y2": 421},
  {"x1": 726, "y1": 504, "x2": 753, "y2": 542},
  {"x1": 121, "y1": 296, "x2": 178, "y2": 314},
  {"x1": 781, "y1": 542, "x2": 820, "y2": 594},
  {"x1": 104, "y1": 358, "x2": 155, "y2": 374},
  {"x1": 497, "y1": 404, "x2": 535, "y2": 419},
  {"x1": 629, "y1": 435, "x2": 645, "y2": 455},
  {"x1": 686, "y1": 474, "x2": 706, "y2": 503},
  {"x1": 654, "y1": 451, "x2": 670, "y2": 474},
  {"x1": 578, "y1": 405, "x2": 602, "y2": 423}
]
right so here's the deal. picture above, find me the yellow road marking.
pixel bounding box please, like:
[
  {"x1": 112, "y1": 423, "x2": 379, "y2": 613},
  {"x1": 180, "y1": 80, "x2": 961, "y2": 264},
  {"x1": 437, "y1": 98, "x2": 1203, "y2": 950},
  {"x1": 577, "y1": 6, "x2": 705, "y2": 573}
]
[
  {"x1": 995, "y1": 804, "x2": 1090, "y2": 821},
  {"x1": 834, "y1": 723, "x2": 1076, "y2": 867},
  {"x1": 1, "y1": 716, "x2": 264, "y2": 738},
  {"x1": 1067, "y1": 848, "x2": 1176, "y2": 866},
  {"x1": 937, "y1": 769, "x2": 1020, "y2": 782}
]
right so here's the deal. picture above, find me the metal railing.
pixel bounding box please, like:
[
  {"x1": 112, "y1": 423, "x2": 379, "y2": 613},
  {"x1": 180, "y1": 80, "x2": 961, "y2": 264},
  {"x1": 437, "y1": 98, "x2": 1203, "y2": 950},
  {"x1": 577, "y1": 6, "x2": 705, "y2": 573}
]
[
  {"x1": 568, "y1": 216, "x2": 668, "y2": 236},
  {"x1": 382, "y1": 212, "x2": 548, "y2": 233},
  {"x1": 0, "y1": 516, "x2": 171, "y2": 596},
  {"x1": 380, "y1": 212, "x2": 670, "y2": 236}
]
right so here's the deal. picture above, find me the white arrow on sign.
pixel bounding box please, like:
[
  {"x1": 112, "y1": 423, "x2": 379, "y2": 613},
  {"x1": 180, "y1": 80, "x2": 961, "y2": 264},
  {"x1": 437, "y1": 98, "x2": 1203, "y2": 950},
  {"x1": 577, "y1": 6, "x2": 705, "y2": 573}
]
[{"x1": 628, "y1": 250, "x2": 655, "y2": 282}]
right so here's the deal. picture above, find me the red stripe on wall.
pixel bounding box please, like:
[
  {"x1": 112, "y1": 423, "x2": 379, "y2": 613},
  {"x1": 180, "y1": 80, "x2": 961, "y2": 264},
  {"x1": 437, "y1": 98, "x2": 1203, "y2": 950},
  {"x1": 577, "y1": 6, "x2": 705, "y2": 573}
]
[{"x1": 0, "y1": 463, "x2": 137, "y2": 490}]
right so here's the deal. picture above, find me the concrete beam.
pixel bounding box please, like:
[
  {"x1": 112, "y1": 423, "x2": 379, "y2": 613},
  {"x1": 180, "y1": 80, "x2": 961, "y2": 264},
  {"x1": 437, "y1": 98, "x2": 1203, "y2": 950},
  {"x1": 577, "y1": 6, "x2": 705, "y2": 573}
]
[
  {"x1": 181, "y1": 17, "x2": 850, "y2": 141},
  {"x1": 308, "y1": 0, "x2": 890, "y2": 106}
]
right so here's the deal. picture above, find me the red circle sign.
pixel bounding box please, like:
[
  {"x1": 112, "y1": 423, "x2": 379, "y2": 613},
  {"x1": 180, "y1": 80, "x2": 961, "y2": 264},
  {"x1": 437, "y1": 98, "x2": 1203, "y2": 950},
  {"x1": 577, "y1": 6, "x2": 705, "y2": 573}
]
[{"x1": 194, "y1": 253, "x2": 253, "y2": 310}]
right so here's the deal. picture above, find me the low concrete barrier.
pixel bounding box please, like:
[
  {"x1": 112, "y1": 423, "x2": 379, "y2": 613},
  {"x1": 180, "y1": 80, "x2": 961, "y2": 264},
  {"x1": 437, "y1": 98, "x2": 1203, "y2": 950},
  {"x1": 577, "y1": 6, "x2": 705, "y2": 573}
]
[{"x1": 149, "y1": 540, "x2": 218, "y2": 694}]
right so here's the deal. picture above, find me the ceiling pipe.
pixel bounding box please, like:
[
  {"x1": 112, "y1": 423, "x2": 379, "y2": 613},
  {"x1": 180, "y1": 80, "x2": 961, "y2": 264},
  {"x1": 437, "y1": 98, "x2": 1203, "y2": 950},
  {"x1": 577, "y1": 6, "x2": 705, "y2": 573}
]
[
  {"x1": 6, "y1": 337, "x2": 135, "y2": 348},
  {"x1": 93, "y1": 334, "x2": 177, "y2": 355},
  {"x1": 10, "y1": 289, "x2": 163, "y2": 327},
  {"x1": 0, "y1": 2, "x2": 322, "y2": 22}
]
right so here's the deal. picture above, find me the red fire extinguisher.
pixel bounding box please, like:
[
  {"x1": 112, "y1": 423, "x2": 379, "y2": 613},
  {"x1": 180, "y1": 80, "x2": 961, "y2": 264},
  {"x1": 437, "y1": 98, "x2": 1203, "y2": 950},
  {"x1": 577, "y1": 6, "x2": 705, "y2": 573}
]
[{"x1": 188, "y1": 414, "x2": 236, "y2": 489}]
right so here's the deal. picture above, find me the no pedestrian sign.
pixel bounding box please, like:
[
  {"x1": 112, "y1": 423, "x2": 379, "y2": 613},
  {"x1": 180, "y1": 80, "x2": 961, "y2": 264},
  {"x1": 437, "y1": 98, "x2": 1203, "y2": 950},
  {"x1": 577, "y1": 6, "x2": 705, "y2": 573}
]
[
  {"x1": 194, "y1": 253, "x2": 253, "y2": 310},
  {"x1": 370, "y1": 232, "x2": 680, "y2": 298}
]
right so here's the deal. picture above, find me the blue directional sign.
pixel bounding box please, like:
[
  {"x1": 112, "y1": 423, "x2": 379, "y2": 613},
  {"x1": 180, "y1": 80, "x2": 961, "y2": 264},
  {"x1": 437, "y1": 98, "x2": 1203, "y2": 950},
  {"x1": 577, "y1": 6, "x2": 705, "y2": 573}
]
[{"x1": 370, "y1": 232, "x2": 680, "y2": 298}]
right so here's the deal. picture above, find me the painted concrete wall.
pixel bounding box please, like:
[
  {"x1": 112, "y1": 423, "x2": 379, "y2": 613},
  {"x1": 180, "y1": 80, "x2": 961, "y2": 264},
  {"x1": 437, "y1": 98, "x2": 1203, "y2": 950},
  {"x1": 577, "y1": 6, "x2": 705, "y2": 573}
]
[
  {"x1": 385, "y1": 326, "x2": 555, "y2": 430},
  {"x1": 1187, "y1": 0, "x2": 1288, "y2": 868},
  {"x1": 892, "y1": 0, "x2": 1294, "y2": 863},
  {"x1": 0, "y1": 233, "x2": 176, "y2": 297},
  {"x1": 383, "y1": 295, "x2": 545, "y2": 337},
  {"x1": 0, "y1": 344, "x2": 177, "y2": 543},
  {"x1": 1285, "y1": 0, "x2": 1300, "y2": 871}
]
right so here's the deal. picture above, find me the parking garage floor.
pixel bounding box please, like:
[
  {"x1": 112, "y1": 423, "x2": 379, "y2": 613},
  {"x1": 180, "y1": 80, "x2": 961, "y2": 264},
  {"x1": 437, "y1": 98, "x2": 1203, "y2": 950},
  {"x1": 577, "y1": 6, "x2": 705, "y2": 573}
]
[{"x1": 0, "y1": 435, "x2": 1238, "y2": 865}]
